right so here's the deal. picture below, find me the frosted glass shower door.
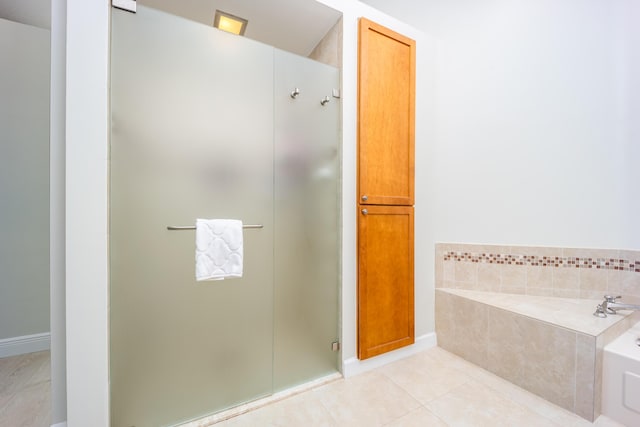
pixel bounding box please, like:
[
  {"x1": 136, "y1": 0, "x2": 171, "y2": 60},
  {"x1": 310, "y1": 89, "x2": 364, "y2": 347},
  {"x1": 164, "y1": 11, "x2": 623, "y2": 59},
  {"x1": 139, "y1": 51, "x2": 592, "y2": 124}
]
[
  {"x1": 110, "y1": 6, "x2": 274, "y2": 427},
  {"x1": 273, "y1": 51, "x2": 340, "y2": 391}
]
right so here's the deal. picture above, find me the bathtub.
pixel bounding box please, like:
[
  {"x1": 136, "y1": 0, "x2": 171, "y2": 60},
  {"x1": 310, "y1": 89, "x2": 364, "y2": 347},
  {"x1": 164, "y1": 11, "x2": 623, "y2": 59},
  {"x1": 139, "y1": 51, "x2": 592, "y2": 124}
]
[{"x1": 603, "y1": 321, "x2": 640, "y2": 427}]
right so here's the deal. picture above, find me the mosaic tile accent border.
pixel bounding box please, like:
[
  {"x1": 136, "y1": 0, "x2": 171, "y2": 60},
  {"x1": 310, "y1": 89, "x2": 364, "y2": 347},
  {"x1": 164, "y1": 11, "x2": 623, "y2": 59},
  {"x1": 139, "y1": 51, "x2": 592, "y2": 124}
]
[{"x1": 443, "y1": 251, "x2": 640, "y2": 273}]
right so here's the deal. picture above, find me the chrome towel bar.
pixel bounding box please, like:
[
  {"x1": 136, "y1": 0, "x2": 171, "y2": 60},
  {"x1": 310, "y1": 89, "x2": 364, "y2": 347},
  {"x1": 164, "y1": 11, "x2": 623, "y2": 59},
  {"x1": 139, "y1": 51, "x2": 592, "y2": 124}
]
[{"x1": 167, "y1": 224, "x2": 263, "y2": 231}]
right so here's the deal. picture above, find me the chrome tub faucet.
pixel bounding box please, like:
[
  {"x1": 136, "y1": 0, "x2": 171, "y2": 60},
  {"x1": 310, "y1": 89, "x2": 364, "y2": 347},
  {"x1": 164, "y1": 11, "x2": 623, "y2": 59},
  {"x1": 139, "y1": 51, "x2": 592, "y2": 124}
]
[{"x1": 594, "y1": 295, "x2": 640, "y2": 317}]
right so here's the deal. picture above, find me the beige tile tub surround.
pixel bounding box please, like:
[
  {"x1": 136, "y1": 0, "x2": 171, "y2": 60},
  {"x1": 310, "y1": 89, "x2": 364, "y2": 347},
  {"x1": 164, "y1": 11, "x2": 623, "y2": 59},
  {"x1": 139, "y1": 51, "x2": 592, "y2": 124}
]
[
  {"x1": 435, "y1": 243, "x2": 640, "y2": 301},
  {"x1": 436, "y1": 289, "x2": 640, "y2": 421},
  {"x1": 434, "y1": 243, "x2": 640, "y2": 422}
]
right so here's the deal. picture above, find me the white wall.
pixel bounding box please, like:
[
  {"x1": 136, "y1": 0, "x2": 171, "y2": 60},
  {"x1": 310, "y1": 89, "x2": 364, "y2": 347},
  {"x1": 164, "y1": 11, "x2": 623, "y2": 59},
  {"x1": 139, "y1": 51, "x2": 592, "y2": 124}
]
[
  {"x1": 615, "y1": 0, "x2": 640, "y2": 247},
  {"x1": 50, "y1": 0, "x2": 66, "y2": 423},
  {"x1": 65, "y1": 0, "x2": 110, "y2": 425},
  {"x1": 362, "y1": 0, "x2": 640, "y2": 250},
  {"x1": 0, "y1": 18, "x2": 50, "y2": 342},
  {"x1": 64, "y1": 0, "x2": 432, "y2": 424}
]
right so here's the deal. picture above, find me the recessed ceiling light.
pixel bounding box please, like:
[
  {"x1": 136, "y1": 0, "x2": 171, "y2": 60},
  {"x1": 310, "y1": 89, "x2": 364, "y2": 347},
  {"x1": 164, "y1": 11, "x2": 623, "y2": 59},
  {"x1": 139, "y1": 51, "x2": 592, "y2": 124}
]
[{"x1": 213, "y1": 10, "x2": 248, "y2": 36}]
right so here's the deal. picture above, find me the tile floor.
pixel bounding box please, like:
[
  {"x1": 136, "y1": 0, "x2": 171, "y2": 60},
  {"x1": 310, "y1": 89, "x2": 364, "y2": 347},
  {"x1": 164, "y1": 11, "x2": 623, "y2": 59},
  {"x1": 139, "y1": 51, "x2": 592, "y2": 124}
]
[
  {"x1": 0, "y1": 347, "x2": 627, "y2": 426},
  {"x1": 0, "y1": 351, "x2": 51, "y2": 427},
  {"x1": 216, "y1": 347, "x2": 625, "y2": 427}
]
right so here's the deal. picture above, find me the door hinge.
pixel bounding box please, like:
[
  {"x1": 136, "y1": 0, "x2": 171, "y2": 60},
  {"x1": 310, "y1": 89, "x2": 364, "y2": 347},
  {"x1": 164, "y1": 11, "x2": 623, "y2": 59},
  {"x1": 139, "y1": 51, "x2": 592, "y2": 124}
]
[
  {"x1": 113, "y1": 0, "x2": 136, "y2": 13},
  {"x1": 331, "y1": 341, "x2": 340, "y2": 352}
]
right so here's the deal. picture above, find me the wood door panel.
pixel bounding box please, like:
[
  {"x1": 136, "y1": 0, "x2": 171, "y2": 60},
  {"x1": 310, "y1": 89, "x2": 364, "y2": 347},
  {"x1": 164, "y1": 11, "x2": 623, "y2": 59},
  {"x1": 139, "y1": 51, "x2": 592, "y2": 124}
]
[
  {"x1": 358, "y1": 205, "x2": 414, "y2": 359},
  {"x1": 358, "y1": 18, "x2": 415, "y2": 206}
]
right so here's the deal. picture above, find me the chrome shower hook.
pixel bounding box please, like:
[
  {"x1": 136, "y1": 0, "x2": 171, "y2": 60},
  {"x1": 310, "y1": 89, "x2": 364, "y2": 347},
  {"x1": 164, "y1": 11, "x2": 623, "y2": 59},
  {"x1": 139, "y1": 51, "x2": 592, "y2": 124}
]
[
  {"x1": 290, "y1": 88, "x2": 300, "y2": 99},
  {"x1": 320, "y1": 96, "x2": 330, "y2": 106}
]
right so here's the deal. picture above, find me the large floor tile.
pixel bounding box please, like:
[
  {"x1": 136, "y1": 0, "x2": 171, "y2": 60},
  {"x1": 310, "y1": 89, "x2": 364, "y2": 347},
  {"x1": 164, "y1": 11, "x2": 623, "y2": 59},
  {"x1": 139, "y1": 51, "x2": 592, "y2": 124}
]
[
  {"x1": 572, "y1": 415, "x2": 626, "y2": 427},
  {"x1": 217, "y1": 393, "x2": 336, "y2": 427},
  {"x1": 314, "y1": 371, "x2": 421, "y2": 427},
  {"x1": 0, "y1": 381, "x2": 50, "y2": 427},
  {"x1": 0, "y1": 351, "x2": 50, "y2": 426},
  {"x1": 0, "y1": 351, "x2": 50, "y2": 395},
  {"x1": 423, "y1": 346, "x2": 487, "y2": 375},
  {"x1": 468, "y1": 367, "x2": 585, "y2": 426},
  {"x1": 384, "y1": 407, "x2": 448, "y2": 426},
  {"x1": 380, "y1": 354, "x2": 472, "y2": 404},
  {"x1": 425, "y1": 379, "x2": 561, "y2": 427}
]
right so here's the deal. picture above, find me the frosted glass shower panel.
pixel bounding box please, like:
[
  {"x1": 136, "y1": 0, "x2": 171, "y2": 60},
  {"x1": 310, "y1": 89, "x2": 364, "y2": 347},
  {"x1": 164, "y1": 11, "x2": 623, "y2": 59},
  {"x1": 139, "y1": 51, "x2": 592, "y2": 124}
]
[
  {"x1": 273, "y1": 50, "x2": 340, "y2": 391},
  {"x1": 110, "y1": 6, "x2": 275, "y2": 427}
]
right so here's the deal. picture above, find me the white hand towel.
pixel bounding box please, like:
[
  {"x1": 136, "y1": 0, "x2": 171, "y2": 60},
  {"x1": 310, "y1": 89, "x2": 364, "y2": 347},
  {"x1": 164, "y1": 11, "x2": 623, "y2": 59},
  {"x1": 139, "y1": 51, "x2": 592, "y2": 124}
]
[{"x1": 195, "y1": 219, "x2": 243, "y2": 281}]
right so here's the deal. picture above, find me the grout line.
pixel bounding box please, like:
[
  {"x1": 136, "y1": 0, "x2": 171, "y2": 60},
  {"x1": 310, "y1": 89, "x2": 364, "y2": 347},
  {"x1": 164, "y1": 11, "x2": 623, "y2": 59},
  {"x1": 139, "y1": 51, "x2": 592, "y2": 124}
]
[{"x1": 573, "y1": 333, "x2": 578, "y2": 415}]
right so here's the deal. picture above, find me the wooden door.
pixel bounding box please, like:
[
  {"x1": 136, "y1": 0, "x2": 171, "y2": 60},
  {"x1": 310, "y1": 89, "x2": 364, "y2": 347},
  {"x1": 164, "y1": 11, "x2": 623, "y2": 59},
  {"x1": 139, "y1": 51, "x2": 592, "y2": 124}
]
[
  {"x1": 358, "y1": 18, "x2": 415, "y2": 206},
  {"x1": 358, "y1": 205, "x2": 414, "y2": 359}
]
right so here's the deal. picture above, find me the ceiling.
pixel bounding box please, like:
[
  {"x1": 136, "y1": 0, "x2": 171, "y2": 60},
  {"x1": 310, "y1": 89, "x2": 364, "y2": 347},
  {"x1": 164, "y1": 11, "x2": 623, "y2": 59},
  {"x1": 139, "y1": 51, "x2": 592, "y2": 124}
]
[
  {"x1": 0, "y1": 0, "x2": 50, "y2": 29},
  {"x1": 140, "y1": 0, "x2": 342, "y2": 57},
  {"x1": 0, "y1": 0, "x2": 342, "y2": 57}
]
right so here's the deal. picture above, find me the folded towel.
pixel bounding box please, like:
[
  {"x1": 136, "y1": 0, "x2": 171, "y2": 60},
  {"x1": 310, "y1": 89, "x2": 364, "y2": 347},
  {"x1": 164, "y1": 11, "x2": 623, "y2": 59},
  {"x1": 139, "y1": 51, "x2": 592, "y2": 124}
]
[{"x1": 195, "y1": 219, "x2": 243, "y2": 281}]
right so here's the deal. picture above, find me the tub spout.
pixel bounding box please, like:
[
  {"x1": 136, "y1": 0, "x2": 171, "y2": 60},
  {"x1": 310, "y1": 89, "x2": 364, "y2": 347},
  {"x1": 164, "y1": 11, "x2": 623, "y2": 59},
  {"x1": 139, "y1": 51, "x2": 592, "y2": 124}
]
[
  {"x1": 609, "y1": 301, "x2": 640, "y2": 313},
  {"x1": 594, "y1": 295, "x2": 640, "y2": 317}
]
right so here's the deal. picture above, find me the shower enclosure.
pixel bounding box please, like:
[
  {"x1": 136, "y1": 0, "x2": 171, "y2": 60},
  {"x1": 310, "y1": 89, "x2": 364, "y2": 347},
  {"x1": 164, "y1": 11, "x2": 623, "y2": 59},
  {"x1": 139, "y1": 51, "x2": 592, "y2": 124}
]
[{"x1": 110, "y1": 6, "x2": 340, "y2": 426}]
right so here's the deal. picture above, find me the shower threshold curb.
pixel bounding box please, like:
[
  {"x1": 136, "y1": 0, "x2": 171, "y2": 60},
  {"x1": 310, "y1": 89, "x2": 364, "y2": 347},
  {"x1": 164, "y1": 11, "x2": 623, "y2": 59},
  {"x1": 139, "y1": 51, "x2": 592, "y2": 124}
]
[{"x1": 178, "y1": 372, "x2": 343, "y2": 426}]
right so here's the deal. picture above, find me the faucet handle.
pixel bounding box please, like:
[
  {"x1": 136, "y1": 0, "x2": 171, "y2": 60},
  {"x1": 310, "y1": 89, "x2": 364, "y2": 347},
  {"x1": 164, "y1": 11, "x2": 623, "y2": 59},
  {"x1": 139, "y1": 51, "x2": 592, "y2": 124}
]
[
  {"x1": 604, "y1": 295, "x2": 622, "y2": 303},
  {"x1": 594, "y1": 303, "x2": 608, "y2": 318}
]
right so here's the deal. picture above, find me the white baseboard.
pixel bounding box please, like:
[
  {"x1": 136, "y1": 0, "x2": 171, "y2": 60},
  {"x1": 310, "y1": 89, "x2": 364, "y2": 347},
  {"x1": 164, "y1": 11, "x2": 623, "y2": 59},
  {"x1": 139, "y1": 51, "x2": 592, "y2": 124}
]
[
  {"x1": 0, "y1": 332, "x2": 51, "y2": 358},
  {"x1": 51, "y1": 422, "x2": 67, "y2": 427},
  {"x1": 342, "y1": 332, "x2": 437, "y2": 378}
]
